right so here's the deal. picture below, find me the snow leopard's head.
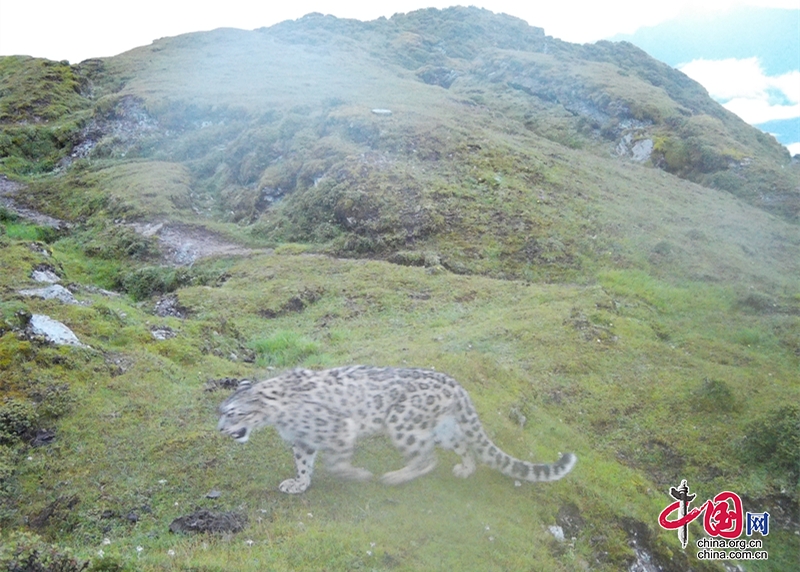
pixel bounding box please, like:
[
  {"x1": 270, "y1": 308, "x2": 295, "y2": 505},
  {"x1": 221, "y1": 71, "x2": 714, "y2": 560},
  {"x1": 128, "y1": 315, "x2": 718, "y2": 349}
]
[{"x1": 217, "y1": 380, "x2": 281, "y2": 443}]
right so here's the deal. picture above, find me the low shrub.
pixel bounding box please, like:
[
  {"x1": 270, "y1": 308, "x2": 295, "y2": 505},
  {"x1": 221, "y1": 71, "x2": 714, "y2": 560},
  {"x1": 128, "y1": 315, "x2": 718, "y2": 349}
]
[
  {"x1": 741, "y1": 405, "x2": 800, "y2": 485},
  {"x1": 0, "y1": 399, "x2": 37, "y2": 445},
  {"x1": 0, "y1": 531, "x2": 89, "y2": 572},
  {"x1": 120, "y1": 265, "x2": 224, "y2": 301},
  {"x1": 690, "y1": 378, "x2": 738, "y2": 413},
  {"x1": 81, "y1": 225, "x2": 159, "y2": 260}
]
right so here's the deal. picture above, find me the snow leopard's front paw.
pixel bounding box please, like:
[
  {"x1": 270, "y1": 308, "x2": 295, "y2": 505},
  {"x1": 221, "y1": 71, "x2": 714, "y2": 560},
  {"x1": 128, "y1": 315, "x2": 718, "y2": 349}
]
[
  {"x1": 452, "y1": 462, "x2": 475, "y2": 478},
  {"x1": 279, "y1": 477, "x2": 311, "y2": 494}
]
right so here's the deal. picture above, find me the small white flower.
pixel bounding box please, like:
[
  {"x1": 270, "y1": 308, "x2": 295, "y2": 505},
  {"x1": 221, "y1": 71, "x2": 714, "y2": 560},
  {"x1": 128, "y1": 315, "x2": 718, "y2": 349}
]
[
  {"x1": 158, "y1": 479, "x2": 167, "y2": 485},
  {"x1": 245, "y1": 539, "x2": 254, "y2": 547},
  {"x1": 97, "y1": 550, "x2": 104, "y2": 558},
  {"x1": 167, "y1": 549, "x2": 175, "y2": 557},
  {"x1": 102, "y1": 538, "x2": 111, "y2": 546},
  {"x1": 366, "y1": 551, "x2": 373, "y2": 556},
  {"x1": 370, "y1": 542, "x2": 376, "y2": 548},
  {"x1": 485, "y1": 525, "x2": 490, "y2": 531},
  {"x1": 488, "y1": 536, "x2": 495, "y2": 542},
  {"x1": 174, "y1": 502, "x2": 179, "y2": 506},
  {"x1": 27, "y1": 456, "x2": 33, "y2": 461},
  {"x1": 307, "y1": 512, "x2": 313, "y2": 518}
]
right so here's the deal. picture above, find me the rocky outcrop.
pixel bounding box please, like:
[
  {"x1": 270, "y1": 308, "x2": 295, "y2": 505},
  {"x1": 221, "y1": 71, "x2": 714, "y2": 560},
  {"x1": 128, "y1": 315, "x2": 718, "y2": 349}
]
[
  {"x1": 416, "y1": 66, "x2": 459, "y2": 88},
  {"x1": 63, "y1": 95, "x2": 161, "y2": 167},
  {"x1": 616, "y1": 133, "x2": 654, "y2": 162},
  {"x1": 18, "y1": 284, "x2": 80, "y2": 305},
  {"x1": 28, "y1": 314, "x2": 84, "y2": 347}
]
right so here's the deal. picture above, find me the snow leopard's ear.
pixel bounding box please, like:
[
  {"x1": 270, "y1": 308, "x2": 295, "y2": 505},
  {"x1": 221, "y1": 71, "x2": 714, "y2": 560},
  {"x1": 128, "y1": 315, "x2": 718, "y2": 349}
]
[{"x1": 236, "y1": 380, "x2": 252, "y2": 391}]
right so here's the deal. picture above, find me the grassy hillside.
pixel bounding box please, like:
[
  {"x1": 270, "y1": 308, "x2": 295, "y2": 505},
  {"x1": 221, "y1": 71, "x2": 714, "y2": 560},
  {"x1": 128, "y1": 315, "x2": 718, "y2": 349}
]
[{"x1": 0, "y1": 6, "x2": 798, "y2": 571}]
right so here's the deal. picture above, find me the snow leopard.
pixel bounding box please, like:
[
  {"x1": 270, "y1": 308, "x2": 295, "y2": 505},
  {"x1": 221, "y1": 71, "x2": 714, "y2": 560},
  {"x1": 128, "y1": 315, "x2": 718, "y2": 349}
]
[{"x1": 217, "y1": 365, "x2": 576, "y2": 494}]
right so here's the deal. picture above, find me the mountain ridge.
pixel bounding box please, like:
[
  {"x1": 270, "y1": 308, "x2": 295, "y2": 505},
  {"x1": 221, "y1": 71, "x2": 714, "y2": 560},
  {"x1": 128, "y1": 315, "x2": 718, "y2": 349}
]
[{"x1": 1, "y1": 7, "x2": 796, "y2": 283}]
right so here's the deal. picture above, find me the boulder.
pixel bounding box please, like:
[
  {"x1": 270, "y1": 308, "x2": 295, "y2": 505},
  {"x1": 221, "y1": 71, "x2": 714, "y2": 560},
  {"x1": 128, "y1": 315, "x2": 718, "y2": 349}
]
[
  {"x1": 29, "y1": 314, "x2": 84, "y2": 346},
  {"x1": 19, "y1": 284, "x2": 79, "y2": 305}
]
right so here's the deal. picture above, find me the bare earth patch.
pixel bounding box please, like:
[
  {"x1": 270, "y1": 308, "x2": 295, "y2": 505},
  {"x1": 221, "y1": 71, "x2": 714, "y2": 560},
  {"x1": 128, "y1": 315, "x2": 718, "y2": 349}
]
[
  {"x1": 0, "y1": 175, "x2": 70, "y2": 229},
  {"x1": 2, "y1": 175, "x2": 263, "y2": 266},
  {"x1": 168, "y1": 509, "x2": 248, "y2": 534},
  {"x1": 129, "y1": 220, "x2": 267, "y2": 266}
]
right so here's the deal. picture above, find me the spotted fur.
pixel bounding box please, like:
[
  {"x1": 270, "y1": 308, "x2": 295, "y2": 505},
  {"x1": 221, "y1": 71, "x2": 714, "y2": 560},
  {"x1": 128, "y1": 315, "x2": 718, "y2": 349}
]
[{"x1": 217, "y1": 365, "x2": 576, "y2": 494}]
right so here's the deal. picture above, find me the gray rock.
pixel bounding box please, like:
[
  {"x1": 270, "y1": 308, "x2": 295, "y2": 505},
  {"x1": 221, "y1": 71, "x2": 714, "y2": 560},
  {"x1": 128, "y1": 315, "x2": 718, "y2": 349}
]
[
  {"x1": 78, "y1": 284, "x2": 120, "y2": 297},
  {"x1": 416, "y1": 66, "x2": 459, "y2": 89},
  {"x1": 19, "y1": 284, "x2": 78, "y2": 305},
  {"x1": 154, "y1": 294, "x2": 187, "y2": 318},
  {"x1": 151, "y1": 326, "x2": 176, "y2": 340},
  {"x1": 616, "y1": 133, "x2": 654, "y2": 162},
  {"x1": 31, "y1": 269, "x2": 61, "y2": 283},
  {"x1": 631, "y1": 138, "x2": 654, "y2": 162},
  {"x1": 548, "y1": 525, "x2": 565, "y2": 542},
  {"x1": 29, "y1": 314, "x2": 84, "y2": 346}
]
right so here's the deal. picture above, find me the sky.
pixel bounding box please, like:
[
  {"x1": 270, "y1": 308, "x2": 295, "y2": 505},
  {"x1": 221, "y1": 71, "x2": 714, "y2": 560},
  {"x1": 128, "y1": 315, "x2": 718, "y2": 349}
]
[
  {"x1": 679, "y1": 56, "x2": 799, "y2": 156},
  {"x1": 0, "y1": 0, "x2": 798, "y2": 153},
  {"x1": 681, "y1": 58, "x2": 799, "y2": 121}
]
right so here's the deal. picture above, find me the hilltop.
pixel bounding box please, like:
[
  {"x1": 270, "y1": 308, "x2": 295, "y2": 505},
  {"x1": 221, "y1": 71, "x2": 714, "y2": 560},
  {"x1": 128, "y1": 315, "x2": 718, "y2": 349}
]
[{"x1": 0, "y1": 7, "x2": 798, "y2": 572}]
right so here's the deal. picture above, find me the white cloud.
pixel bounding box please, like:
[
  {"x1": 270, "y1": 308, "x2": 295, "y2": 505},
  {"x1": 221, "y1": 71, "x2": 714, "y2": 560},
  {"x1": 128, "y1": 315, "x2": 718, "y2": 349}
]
[
  {"x1": 679, "y1": 58, "x2": 800, "y2": 125},
  {"x1": 723, "y1": 98, "x2": 800, "y2": 125},
  {"x1": 679, "y1": 58, "x2": 766, "y2": 100},
  {"x1": 787, "y1": 142, "x2": 800, "y2": 156},
  {"x1": 770, "y1": 71, "x2": 800, "y2": 104}
]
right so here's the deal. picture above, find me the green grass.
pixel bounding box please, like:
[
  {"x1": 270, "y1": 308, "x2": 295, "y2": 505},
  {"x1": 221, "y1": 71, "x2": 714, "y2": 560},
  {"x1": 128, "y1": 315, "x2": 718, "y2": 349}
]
[
  {"x1": 1, "y1": 235, "x2": 796, "y2": 570},
  {"x1": 0, "y1": 57, "x2": 92, "y2": 175},
  {"x1": 251, "y1": 330, "x2": 324, "y2": 367},
  {"x1": 3, "y1": 220, "x2": 54, "y2": 241},
  {"x1": 0, "y1": 206, "x2": 58, "y2": 242}
]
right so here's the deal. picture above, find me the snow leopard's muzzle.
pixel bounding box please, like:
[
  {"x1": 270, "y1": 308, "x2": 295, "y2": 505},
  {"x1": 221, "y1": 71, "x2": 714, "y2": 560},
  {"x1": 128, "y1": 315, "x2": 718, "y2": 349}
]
[
  {"x1": 229, "y1": 427, "x2": 248, "y2": 441},
  {"x1": 218, "y1": 420, "x2": 250, "y2": 442}
]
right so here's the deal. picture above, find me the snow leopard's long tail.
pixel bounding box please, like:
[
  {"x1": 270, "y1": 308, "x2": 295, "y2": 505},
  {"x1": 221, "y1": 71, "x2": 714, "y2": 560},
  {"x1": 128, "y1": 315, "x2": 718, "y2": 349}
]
[
  {"x1": 457, "y1": 392, "x2": 577, "y2": 482},
  {"x1": 482, "y1": 444, "x2": 577, "y2": 482}
]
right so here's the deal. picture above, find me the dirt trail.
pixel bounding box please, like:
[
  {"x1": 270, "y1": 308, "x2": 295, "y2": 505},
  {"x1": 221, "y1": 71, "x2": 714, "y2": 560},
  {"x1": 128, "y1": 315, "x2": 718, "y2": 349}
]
[
  {"x1": 1, "y1": 176, "x2": 71, "y2": 230},
  {"x1": 129, "y1": 220, "x2": 268, "y2": 266},
  {"x1": 2, "y1": 175, "x2": 265, "y2": 266}
]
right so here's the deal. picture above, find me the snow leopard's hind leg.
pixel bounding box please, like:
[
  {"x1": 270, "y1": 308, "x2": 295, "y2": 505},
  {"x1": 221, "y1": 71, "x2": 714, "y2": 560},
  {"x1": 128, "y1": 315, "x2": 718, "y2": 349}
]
[
  {"x1": 279, "y1": 443, "x2": 317, "y2": 494},
  {"x1": 380, "y1": 409, "x2": 438, "y2": 485},
  {"x1": 433, "y1": 416, "x2": 476, "y2": 478}
]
